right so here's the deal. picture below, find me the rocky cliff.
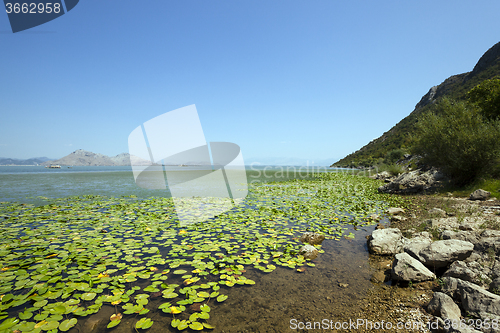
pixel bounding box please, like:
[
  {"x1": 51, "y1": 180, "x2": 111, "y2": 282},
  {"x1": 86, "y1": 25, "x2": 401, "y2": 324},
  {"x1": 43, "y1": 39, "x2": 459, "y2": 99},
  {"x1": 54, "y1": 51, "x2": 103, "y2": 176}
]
[{"x1": 333, "y1": 40, "x2": 500, "y2": 167}]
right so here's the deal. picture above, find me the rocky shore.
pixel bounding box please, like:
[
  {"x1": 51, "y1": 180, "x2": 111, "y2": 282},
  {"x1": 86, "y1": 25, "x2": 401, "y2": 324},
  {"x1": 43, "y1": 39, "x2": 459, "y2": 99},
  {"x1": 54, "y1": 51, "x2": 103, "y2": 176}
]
[{"x1": 367, "y1": 188, "x2": 500, "y2": 333}]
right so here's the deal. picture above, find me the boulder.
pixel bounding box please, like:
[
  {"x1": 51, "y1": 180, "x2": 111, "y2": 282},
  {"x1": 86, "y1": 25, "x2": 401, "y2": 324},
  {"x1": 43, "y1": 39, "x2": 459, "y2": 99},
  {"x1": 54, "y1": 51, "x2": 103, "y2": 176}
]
[
  {"x1": 404, "y1": 235, "x2": 432, "y2": 262},
  {"x1": 441, "y1": 230, "x2": 480, "y2": 245},
  {"x1": 368, "y1": 228, "x2": 405, "y2": 255},
  {"x1": 481, "y1": 230, "x2": 500, "y2": 238},
  {"x1": 420, "y1": 240, "x2": 474, "y2": 268},
  {"x1": 429, "y1": 207, "x2": 447, "y2": 217},
  {"x1": 391, "y1": 252, "x2": 436, "y2": 282},
  {"x1": 469, "y1": 189, "x2": 491, "y2": 201},
  {"x1": 386, "y1": 207, "x2": 405, "y2": 215},
  {"x1": 378, "y1": 168, "x2": 446, "y2": 194},
  {"x1": 475, "y1": 237, "x2": 500, "y2": 256},
  {"x1": 299, "y1": 232, "x2": 325, "y2": 245},
  {"x1": 427, "y1": 292, "x2": 461, "y2": 321},
  {"x1": 298, "y1": 245, "x2": 318, "y2": 260},
  {"x1": 455, "y1": 278, "x2": 500, "y2": 318},
  {"x1": 489, "y1": 277, "x2": 500, "y2": 293},
  {"x1": 443, "y1": 261, "x2": 491, "y2": 287}
]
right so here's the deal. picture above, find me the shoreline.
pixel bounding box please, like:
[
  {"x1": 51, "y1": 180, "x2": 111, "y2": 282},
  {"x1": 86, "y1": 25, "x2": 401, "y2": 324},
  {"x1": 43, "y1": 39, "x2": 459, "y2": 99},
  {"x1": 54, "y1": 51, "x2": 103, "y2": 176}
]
[{"x1": 362, "y1": 191, "x2": 500, "y2": 332}]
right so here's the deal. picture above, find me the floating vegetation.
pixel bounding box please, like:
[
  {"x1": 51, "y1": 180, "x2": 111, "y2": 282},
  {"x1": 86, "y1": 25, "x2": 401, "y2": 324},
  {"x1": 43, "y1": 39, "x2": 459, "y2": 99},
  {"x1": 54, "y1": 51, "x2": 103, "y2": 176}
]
[{"x1": 0, "y1": 172, "x2": 408, "y2": 332}]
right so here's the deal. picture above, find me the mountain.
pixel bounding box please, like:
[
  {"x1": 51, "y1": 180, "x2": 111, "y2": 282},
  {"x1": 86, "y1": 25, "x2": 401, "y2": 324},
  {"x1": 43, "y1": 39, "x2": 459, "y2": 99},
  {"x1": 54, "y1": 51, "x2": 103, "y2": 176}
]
[
  {"x1": 41, "y1": 149, "x2": 153, "y2": 166},
  {"x1": 0, "y1": 157, "x2": 54, "y2": 166},
  {"x1": 332, "y1": 41, "x2": 500, "y2": 167}
]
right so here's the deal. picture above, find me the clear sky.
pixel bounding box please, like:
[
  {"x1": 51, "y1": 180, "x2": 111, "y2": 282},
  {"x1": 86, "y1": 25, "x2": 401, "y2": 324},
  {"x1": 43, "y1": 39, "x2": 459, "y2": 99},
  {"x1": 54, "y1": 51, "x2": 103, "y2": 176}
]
[{"x1": 1, "y1": 1, "x2": 499, "y2": 165}]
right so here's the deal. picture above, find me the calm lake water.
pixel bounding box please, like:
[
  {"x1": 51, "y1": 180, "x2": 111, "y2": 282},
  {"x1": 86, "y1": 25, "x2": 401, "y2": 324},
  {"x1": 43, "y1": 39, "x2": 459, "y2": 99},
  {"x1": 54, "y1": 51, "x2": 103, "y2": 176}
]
[{"x1": 0, "y1": 165, "x2": 336, "y2": 205}]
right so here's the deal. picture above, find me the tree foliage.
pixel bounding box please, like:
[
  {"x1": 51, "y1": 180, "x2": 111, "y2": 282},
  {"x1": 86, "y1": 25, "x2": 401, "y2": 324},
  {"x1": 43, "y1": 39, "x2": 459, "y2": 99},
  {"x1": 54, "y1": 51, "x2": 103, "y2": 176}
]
[
  {"x1": 467, "y1": 77, "x2": 500, "y2": 120},
  {"x1": 411, "y1": 98, "x2": 500, "y2": 185}
]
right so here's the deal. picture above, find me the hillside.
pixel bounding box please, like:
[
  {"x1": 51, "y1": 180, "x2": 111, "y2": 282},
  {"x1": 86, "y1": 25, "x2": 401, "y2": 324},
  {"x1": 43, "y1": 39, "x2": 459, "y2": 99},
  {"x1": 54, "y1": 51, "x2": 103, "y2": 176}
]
[
  {"x1": 332, "y1": 41, "x2": 500, "y2": 167},
  {"x1": 41, "y1": 149, "x2": 152, "y2": 166},
  {"x1": 0, "y1": 157, "x2": 54, "y2": 166}
]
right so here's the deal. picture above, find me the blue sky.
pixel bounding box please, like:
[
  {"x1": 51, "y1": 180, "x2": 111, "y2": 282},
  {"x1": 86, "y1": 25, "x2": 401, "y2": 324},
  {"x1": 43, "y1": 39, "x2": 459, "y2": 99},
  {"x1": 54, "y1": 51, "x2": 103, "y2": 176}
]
[{"x1": 1, "y1": 1, "x2": 499, "y2": 165}]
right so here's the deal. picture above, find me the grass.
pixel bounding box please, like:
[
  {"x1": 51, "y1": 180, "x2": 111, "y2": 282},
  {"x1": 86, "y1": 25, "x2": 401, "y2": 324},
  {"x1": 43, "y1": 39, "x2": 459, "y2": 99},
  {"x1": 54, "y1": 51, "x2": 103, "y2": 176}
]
[
  {"x1": 441, "y1": 177, "x2": 500, "y2": 199},
  {"x1": 375, "y1": 163, "x2": 406, "y2": 176}
]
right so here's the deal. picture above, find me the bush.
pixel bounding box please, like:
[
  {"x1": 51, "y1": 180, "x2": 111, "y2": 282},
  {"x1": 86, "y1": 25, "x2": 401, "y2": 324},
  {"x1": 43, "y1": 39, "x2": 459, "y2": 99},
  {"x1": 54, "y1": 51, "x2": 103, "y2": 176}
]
[
  {"x1": 468, "y1": 77, "x2": 500, "y2": 120},
  {"x1": 411, "y1": 98, "x2": 500, "y2": 185},
  {"x1": 384, "y1": 148, "x2": 406, "y2": 164}
]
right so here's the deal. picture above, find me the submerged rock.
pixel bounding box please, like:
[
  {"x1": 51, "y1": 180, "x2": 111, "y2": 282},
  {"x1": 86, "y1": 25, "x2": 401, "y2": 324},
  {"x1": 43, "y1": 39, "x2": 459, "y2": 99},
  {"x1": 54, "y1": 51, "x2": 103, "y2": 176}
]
[
  {"x1": 298, "y1": 245, "x2": 318, "y2": 260},
  {"x1": 299, "y1": 232, "x2": 325, "y2": 245}
]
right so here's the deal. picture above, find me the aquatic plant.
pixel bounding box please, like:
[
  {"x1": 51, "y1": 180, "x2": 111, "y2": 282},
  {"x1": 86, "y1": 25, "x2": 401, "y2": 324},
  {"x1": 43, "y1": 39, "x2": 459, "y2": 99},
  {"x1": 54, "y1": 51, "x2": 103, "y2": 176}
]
[{"x1": 0, "y1": 172, "x2": 408, "y2": 332}]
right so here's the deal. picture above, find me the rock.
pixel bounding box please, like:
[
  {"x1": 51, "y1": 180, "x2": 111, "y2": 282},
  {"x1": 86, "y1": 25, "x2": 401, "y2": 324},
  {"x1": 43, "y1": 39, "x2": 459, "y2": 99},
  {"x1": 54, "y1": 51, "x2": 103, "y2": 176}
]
[
  {"x1": 370, "y1": 271, "x2": 387, "y2": 283},
  {"x1": 390, "y1": 215, "x2": 407, "y2": 222},
  {"x1": 440, "y1": 230, "x2": 480, "y2": 245},
  {"x1": 386, "y1": 207, "x2": 405, "y2": 215},
  {"x1": 440, "y1": 276, "x2": 460, "y2": 299},
  {"x1": 299, "y1": 232, "x2": 325, "y2": 245},
  {"x1": 338, "y1": 283, "x2": 349, "y2": 288},
  {"x1": 443, "y1": 261, "x2": 490, "y2": 287},
  {"x1": 391, "y1": 252, "x2": 436, "y2": 282},
  {"x1": 469, "y1": 189, "x2": 491, "y2": 201},
  {"x1": 482, "y1": 230, "x2": 500, "y2": 238},
  {"x1": 454, "y1": 278, "x2": 500, "y2": 318},
  {"x1": 369, "y1": 214, "x2": 380, "y2": 221},
  {"x1": 378, "y1": 168, "x2": 446, "y2": 194},
  {"x1": 368, "y1": 228, "x2": 405, "y2": 255},
  {"x1": 298, "y1": 245, "x2": 318, "y2": 260},
  {"x1": 427, "y1": 292, "x2": 461, "y2": 321},
  {"x1": 404, "y1": 235, "x2": 432, "y2": 262},
  {"x1": 458, "y1": 223, "x2": 474, "y2": 231},
  {"x1": 489, "y1": 277, "x2": 500, "y2": 293},
  {"x1": 475, "y1": 237, "x2": 500, "y2": 256},
  {"x1": 420, "y1": 240, "x2": 474, "y2": 268},
  {"x1": 369, "y1": 171, "x2": 391, "y2": 180},
  {"x1": 429, "y1": 208, "x2": 447, "y2": 217}
]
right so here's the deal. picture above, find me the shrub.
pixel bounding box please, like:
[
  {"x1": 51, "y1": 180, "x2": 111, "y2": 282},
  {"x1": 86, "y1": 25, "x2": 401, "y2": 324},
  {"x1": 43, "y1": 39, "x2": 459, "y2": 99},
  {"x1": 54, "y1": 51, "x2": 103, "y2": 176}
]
[
  {"x1": 468, "y1": 77, "x2": 500, "y2": 120},
  {"x1": 384, "y1": 148, "x2": 406, "y2": 164},
  {"x1": 411, "y1": 98, "x2": 500, "y2": 185}
]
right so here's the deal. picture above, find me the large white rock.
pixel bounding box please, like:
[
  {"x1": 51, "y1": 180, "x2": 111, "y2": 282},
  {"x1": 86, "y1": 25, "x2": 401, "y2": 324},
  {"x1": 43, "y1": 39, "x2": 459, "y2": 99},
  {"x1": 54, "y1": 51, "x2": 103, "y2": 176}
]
[
  {"x1": 404, "y1": 235, "x2": 432, "y2": 262},
  {"x1": 368, "y1": 228, "x2": 405, "y2": 255},
  {"x1": 391, "y1": 252, "x2": 436, "y2": 282},
  {"x1": 420, "y1": 239, "x2": 474, "y2": 268},
  {"x1": 427, "y1": 292, "x2": 461, "y2": 321}
]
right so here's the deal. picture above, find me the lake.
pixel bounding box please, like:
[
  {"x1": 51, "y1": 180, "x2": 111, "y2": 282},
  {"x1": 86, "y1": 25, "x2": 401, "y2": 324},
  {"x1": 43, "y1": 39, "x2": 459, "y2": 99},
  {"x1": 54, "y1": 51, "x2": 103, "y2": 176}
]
[{"x1": 0, "y1": 166, "x2": 400, "y2": 333}]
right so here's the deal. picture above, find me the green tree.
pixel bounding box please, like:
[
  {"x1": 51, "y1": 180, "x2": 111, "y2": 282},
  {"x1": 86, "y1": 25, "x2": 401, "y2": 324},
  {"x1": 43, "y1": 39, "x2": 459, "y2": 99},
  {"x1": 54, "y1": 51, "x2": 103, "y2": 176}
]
[
  {"x1": 411, "y1": 98, "x2": 500, "y2": 185},
  {"x1": 467, "y1": 77, "x2": 500, "y2": 120}
]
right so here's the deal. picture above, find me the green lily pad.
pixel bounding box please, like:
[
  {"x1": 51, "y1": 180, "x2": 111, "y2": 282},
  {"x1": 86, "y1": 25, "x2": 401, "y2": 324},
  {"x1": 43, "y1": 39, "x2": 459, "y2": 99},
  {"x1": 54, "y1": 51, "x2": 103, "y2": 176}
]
[{"x1": 59, "y1": 318, "x2": 77, "y2": 331}]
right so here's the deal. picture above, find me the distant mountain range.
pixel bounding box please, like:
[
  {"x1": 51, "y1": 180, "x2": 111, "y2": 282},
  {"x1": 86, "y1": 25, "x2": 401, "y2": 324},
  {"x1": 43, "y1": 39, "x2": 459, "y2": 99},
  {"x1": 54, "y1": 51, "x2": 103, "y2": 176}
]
[
  {"x1": 0, "y1": 157, "x2": 54, "y2": 166},
  {"x1": 40, "y1": 149, "x2": 153, "y2": 166},
  {"x1": 332, "y1": 40, "x2": 500, "y2": 167}
]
